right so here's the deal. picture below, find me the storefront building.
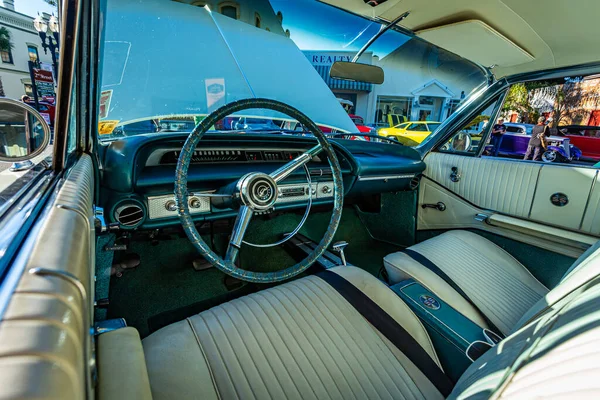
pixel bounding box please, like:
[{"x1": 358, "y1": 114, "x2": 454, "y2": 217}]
[
  {"x1": 305, "y1": 40, "x2": 484, "y2": 127},
  {"x1": 303, "y1": 51, "x2": 374, "y2": 119}
]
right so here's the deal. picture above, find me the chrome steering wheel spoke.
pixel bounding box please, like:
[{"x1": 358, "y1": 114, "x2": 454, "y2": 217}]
[
  {"x1": 269, "y1": 143, "x2": 322, "y2": 183},
  {"x1": 225, "y1": 205, "x2": 253, "y2": 263},
  {"x1": 175, "y1": 98, "x2": 343, "y2": 283}
]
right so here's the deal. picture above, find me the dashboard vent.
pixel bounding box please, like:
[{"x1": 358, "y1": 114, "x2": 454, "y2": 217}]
[
  {"x1": 409, "y1": 175, "x2": 421, "y2": 190},
  {"x1": 115, "y1": 203, "x2": 145, "y2": 228}
]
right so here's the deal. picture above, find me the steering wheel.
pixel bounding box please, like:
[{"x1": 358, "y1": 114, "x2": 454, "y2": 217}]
[{"x1": 175, "y1": 98, "x2": 344, "y2": 283}]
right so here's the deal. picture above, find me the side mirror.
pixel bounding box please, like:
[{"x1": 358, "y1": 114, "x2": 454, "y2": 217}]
[
  {"x1": 0, "y1": 98, "x2": 50, "y2": 162},
  {"x1": 450, "y1": 132, "x2": 473, "y2": 152},
  {"x1": 330, "y1": 61, "x2": 384, "y2": 84}
]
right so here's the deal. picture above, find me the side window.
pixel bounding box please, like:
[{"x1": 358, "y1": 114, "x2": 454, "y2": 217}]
[
  {"x1": 484, "y1": 76, "x2": 600, "y2": 167},
  {"x1": 409, "y1": 123, "x2": 428, "y2": 131},
  {"x1": 438, "y1": 97, "x2": 502, "y2": 155}
]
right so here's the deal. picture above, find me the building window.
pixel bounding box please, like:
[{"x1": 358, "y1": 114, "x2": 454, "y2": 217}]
[
  {"x1": 254, "y1": 12, "x2": 261, "y2": 28},
  {"x1": 1, "y1": 48, "x2": 13, "y2": 64},
  {"x1": 376, "y1": 96, "x2": 412, "y2": 126},
  {"x1": 28, "y1": 45, "x2": 39, "y2": 62},
  {"x1": 219, "y1": 2, "x2": 239, "y2": 19}
]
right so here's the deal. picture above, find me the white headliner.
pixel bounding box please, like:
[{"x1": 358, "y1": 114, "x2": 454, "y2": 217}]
[{"x1": 322, "y1": 0, "x2": 600, "y2": 78}]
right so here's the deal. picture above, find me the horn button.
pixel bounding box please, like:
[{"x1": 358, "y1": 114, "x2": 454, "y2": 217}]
[{"x1": 237, "y1": 173, "x2": 278, "y2": 210}]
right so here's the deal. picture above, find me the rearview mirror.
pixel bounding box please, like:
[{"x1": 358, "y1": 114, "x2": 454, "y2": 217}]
[
  {"x1": 330, "y1": 61, "x2": 384, "y2": 85},
  {"x1": 0, "y1": 98, "x2": 51, "y2": 162}
]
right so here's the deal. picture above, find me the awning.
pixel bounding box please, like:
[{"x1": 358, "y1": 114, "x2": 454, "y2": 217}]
[{"x1": 314, "y1": 65, "x2": 373, "y2": 92}]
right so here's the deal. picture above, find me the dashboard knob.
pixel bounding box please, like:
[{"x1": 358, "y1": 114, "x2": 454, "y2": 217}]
[
  {"x1": 165, "y1": 200, "x2": 177, "y2": 212},
  {"x1": 190, "y1": 198, "x2": 202, "y2": 209},
  {"x1": 321, "y1": 185, "x2": 332, "y2": 194}
]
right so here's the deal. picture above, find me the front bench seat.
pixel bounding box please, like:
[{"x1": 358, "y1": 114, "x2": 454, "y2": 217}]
[
  {"x1": 143, "y1": 266, "x2": 445, "y2": 400},
  {"x1": 384, "y1": 230, "x2": 550, "y2": 335},
  {"x1": 142, "y1": 260, "x2": 600, "y2": 399}
]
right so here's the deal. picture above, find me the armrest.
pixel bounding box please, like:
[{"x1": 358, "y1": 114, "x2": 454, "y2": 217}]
[
  {"x1": 97, "y1": 327, "x2": 153, "y2": 400},
  {"x1": 487, "y1": 214, "x2": 596, "y2": 250},
  {"x1": 390, "y1": 280, "x2": 494, "y2": 381}
]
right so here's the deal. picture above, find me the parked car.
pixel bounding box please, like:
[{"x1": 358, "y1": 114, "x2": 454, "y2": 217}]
[
  {"x1": 559, "y1": 125, "x2": 600, "y2": 160},
  {"x1": 347, "y1": 114, "x2": 374, "y2": 141},
  {"x1": 233, "y1": 117, "x2": 280, "y2": 131},
  {"x1": 378, "y1": 121, "x2": 441, "y2": 146},
  {"x1": 485, "y1": 123, "x2": 582, "y2": 162}
]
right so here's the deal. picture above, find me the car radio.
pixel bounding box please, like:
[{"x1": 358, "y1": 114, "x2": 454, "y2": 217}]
[{"x1": 280, "y1": 186, "x2": 309, "y2": 198}]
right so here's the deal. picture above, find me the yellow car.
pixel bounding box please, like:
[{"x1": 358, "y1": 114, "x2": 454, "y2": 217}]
[{"x1": 378, "y1": 121, "x2": 441, "y2": 146}]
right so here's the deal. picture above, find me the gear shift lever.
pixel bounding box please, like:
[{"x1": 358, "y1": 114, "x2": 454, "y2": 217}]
[{"x1": 332, "y1": 241, "x2": 349, "y2": 266}]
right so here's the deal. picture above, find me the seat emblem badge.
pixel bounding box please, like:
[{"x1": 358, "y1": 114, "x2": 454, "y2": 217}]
[
  {"x1": 419, "y1": 294, "x2": 441, "y2": 310},
  {"x1": 550, "y1": 192, "x2": 568, "y2": 207}
]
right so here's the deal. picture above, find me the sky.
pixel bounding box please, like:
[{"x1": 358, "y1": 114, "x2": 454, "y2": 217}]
[
  {"x1": 269, "y1": 0, "x2": 409, "y2": 59},
  {"x1": 13, "y1": 0, "x2": 57, "y2": 18}
]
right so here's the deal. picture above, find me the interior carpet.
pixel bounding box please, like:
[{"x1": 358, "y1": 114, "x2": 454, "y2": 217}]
[{"x1": 107, "y1": 207, "x2": 402, "y2": 337}]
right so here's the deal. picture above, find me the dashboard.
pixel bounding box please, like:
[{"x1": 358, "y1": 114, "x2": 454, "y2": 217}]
[{"x1": 99, "y1": 133, "x2": 426, "y2": 229}]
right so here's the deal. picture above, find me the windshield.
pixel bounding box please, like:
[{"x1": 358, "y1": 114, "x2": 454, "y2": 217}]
[{"x1": 98, "y1": 0, "x2": 488, "y2": 141}]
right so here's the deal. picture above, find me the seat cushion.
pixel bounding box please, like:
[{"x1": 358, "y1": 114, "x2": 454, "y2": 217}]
[
  {"x1": 384, "y1": 230, "x2": 548, "y2": 335},
  {"x1": 143, "y1": 266, "x2": 444, "y2": 400}
]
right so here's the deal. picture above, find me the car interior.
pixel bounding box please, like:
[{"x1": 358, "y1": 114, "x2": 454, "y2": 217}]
[{"x1": 1, "y1": 0, "x2": 600, "y2": 399}]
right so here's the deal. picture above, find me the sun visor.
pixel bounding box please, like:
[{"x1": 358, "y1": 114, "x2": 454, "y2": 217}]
[{"x1": 416, "y1": 20, "x2": 534, "y2": 68}]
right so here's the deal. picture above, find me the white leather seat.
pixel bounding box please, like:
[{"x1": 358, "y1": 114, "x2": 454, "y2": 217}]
[
  {"x1": 141, "y1": 246, "x2": 600, "y2": 399},
  {"x1": 384, "y1": 230, "x2": 549, "y2": 335},
  {"x1": 143, "y1": 267, "x2": 445, "y2": 400}
]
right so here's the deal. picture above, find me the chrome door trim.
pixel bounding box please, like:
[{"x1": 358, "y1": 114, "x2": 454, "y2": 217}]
[
  {"x1": 580, "y1": 169, "x2": 599, "y2": 230},
  {"x1": 52, "y1": 0, "x2": 83, "y2": 171}
]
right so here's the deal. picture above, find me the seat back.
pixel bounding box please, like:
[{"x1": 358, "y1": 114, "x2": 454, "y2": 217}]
[
  {"x1": 0, "y1": 155, "x2": 95, "y2": 399},
  {"x1": 452, "y1": 242, "x2": 600, "y2": 398},
  {"x1": 512, "y1": 240, "x2": 600, "y2": 332}
]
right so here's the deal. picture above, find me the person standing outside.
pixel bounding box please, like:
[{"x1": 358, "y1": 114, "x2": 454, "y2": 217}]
[
  {"x1": 490, "y1": 118, "x2": 506, "y2": 156},
  {"x1": 524, "y1": 117, "x2": 548, "y2": 161}
]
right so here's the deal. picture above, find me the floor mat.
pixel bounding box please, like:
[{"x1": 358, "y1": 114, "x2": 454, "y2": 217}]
[{"x1": 107, "y1": 207, "x2": 402, "y2": 337}]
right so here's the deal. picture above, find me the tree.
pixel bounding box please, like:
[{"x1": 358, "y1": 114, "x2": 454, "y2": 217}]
[
  {"x1": 0, "y1": 26, "x2": 13, "y2": 55},
  {"x1": 0, "y1": 27, "x2": 13, "y2": 97},
  {"x1": 43, "y1": 0, "x2": 58, "y2": 6},
  {"x1": 502, "y1": 83, "x2": 529, "y2": 114}
]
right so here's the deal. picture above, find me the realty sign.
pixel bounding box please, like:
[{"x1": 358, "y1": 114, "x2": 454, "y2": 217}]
[{"x1": 33, "y1": 68, "x2": 55, "y2": 98}]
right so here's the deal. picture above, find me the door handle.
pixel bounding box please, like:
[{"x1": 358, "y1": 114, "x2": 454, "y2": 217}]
[
  {"x1": 421, "y1": 202, "x2": 446, "y2": 211},
  {"x1": 450, "y1": 166, "x2": 461, "y2": 183}
]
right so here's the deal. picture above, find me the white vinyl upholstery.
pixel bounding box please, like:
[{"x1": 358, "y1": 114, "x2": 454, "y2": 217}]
[
  {"x1": 384, "y1": 231, "x2": 549, "y2": 335},
  {"x1": 423, "y1": 153, "x2": 540, "y2": 218},
  {"x1": 143, "y1": 267, "x2": 444, "y2": 400}
]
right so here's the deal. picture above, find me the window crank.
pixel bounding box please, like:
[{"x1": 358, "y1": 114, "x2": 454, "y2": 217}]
[
  {"x1": 450, "y1": 166, "x2": 461, "y2": 182},
  {"x1": 421, "y1": 202, "x2": 446, "y2": 211}
]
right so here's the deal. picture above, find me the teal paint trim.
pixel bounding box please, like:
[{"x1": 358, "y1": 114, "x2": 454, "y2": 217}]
[{"x1": 391, "y1": 280, "x2": 489, "y2": 382}]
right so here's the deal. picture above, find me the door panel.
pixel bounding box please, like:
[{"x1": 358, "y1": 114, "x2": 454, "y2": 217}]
[
  {"x1": 420, "y1": 152, "x2": 599, "y2": 255},
  {"x1": 0, "y1": 155, "x2": 94, "y2": 399},
  {"x1": 424, "y1": 152, "x2": 540, "y2": 218},
  {"x1": 529, "y1": 165, "x2": 596, "y2": 230},
  {"x1": 418, "y1": 177, "x2": 594, "y2": 258}
]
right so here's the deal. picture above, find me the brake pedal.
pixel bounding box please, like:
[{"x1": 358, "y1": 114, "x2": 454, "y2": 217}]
[{"x1": 192, "y1": 258, "x2": 215, "y2": 271}]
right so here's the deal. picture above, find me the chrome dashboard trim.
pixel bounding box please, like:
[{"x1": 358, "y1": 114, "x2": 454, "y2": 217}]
[
  {"x1": 145, "y1": 146, "x2": 313, "y2": 166},
  {"x1": 145, "y1": 181, "x2": 335, "y2": 220},
  {"x1": 357, "y1": 174, "x2": 415, "y2": 181}
]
